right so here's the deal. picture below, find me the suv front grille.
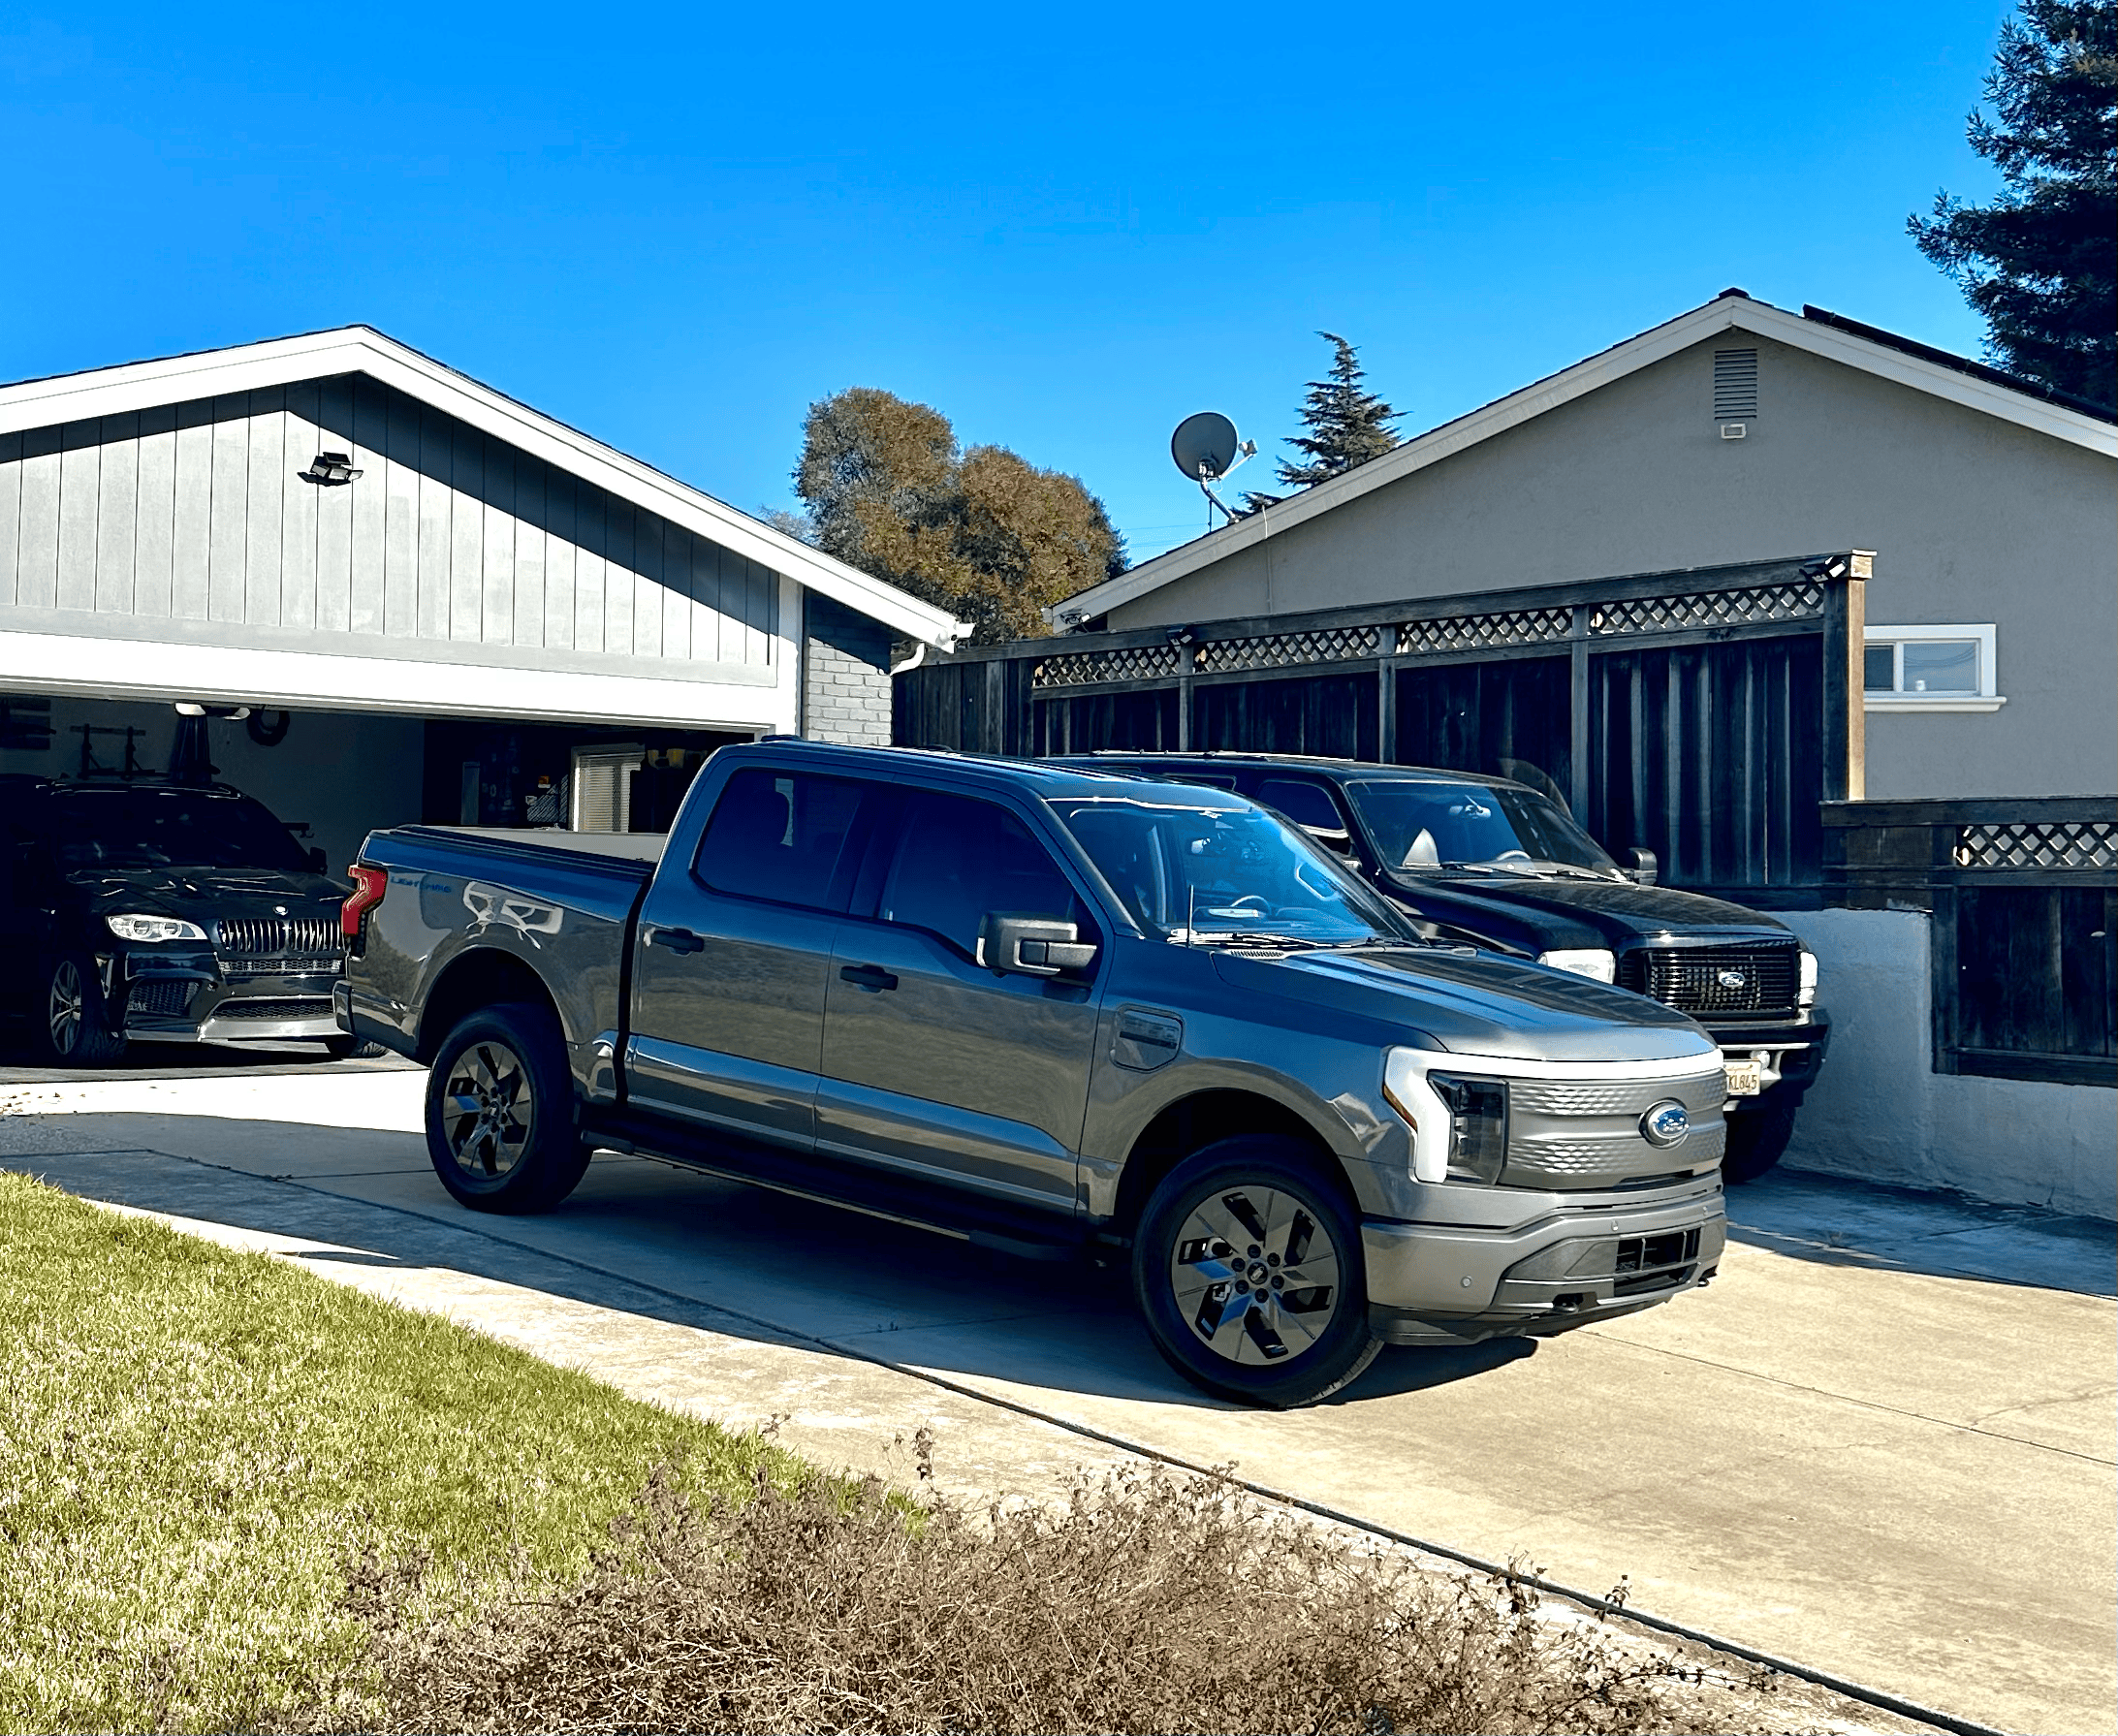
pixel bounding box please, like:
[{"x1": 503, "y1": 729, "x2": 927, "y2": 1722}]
[
  {"x1": 214, "y1": 915, "x2": 341, "y2": 958},
  {"x1": 128, "y1": 979, "x2": 196, "y2": 1018},
  {"x1": 212, "y1": 996, "x2": 334, "y2": 1021},
  {"x1": 1618, "y1": 942, "x2": 1798, "y2": 1018}
]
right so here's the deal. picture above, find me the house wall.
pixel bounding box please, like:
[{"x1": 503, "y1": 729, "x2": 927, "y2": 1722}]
[
  {"x1": 1108, "y1": 334, "x2": 2117, "y2": 802},
  {"x1": 1778, "y1": 908, "x2": 2116, "y2": 1220},
  {"x1": 0, "y1": 375, "x2": 782, "y2": 684},
  {"x1": 802, "y1": 593, "x2": 892, "y2": 746}
]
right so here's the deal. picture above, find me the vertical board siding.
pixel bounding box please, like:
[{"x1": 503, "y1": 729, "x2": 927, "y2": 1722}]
[
  {"x1": 0, "y1": 372, "x2": 781, "y2": 670},
  {"x1": 1394, "y1": 656, "x2": 1572, "y2": 800}
]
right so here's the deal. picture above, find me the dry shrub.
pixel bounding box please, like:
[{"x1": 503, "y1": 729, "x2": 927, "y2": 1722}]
[{"x1": 290, "y1": 1461, "x2": 1761, "y2": 1736}]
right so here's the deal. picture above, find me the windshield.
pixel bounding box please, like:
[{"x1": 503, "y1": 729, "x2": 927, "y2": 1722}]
[
  {"x1": 1343, "y1": 779, "x2": 1619, "y2": 875},
  {"x1": 1051, "y1": 795, "x2": 1408, "y2": 943},
  {"x1": 47, "y1": 789, "x2": 311, "y2": 872}
]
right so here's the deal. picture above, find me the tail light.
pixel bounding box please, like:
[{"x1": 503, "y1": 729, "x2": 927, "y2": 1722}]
[{"x1": 341, "y1": 864, "x2": 389, "y2": 943}]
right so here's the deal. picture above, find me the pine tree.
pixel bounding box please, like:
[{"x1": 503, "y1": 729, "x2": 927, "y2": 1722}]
[
  {"x1": 1271, "y1": 332, "x2": 1402, "y2": 491},
  {"x1": 1910, "y1": 0, "x2": 2116, "y2": 405}
]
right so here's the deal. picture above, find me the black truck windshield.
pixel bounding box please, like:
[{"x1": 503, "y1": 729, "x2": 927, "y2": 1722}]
[
  {"x1": 1052, "y1": 796, "x2": 1405, "y2": 943},
  {"x1": 47, "y1": 788, "x2": 311, "y2": 872},
  {"x1": 1343, "y1": 779, "x2": 1620, "y2": 876}
]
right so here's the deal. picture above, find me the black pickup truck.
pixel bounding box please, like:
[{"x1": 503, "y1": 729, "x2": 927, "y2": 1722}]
[
  {"x1": 0, "y1": 775, "x2": 351, "y2": 1065},
  {"x1": 1050, "y1": 754, "x2": 1828, "y2": 1182}
]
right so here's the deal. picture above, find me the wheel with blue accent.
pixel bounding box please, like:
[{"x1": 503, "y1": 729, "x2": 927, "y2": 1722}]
[{"x1": 1132, "y1": 1137, "x2": 1380, "y2": 1407}]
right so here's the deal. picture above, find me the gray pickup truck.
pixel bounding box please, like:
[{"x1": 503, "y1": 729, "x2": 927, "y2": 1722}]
[{"x1": 337, "y1": 740, "x2": 1731, "y2": 1407}]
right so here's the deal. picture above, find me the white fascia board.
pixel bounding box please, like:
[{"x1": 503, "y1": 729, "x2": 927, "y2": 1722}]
[
  {"x1": 0, "y1": 626, "x2": 799, "y2": 733},
  {"x1": 1059, "y1": 300, "x2": 2118, "y2": 622},
  {"x1": 0, "y1": 330, "x2": 970, "y2": 651}
]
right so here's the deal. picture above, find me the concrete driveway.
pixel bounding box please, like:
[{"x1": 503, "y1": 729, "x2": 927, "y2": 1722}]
[{"x1": 3, "y1": 1063, "x2": 2111, "y2": 1735}]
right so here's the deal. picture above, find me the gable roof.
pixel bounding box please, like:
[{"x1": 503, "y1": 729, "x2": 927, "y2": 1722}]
[
  {"x1": 1059, "y1": 292, "x2": 2118, "y2": 623},
  {"x1": 0, "y1": 327, "x2": 969, "y2": 649}
]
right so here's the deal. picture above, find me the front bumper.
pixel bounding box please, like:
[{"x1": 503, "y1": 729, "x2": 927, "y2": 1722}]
[
  {"x1": 1362, "y1": 1184, "x2": 1726, "y2": 1345},
  {"x1": 115, "y1": 949, "x2": 342, "y2": 1046},
  {"x1": 1705, "y1": 1009, "x2": 1831, "y2": 1104}
]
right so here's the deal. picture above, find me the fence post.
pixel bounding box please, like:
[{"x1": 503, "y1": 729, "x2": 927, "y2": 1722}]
[
  {"x1": 1818, "y1": 551, "x2": 1871, "y2": 803},
  {"x1": 1568, "y1": 604, "x2": 1592, "y2": 824}
]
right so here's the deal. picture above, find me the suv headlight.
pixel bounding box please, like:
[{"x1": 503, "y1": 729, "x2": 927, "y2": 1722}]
[
  {"x1": 106, "y1": 913, "x2": 207, "y2": 943},
  {"x1": 1536, "y1": 948, "x2": 1616, "y2": 983},
  {"x1": 1383, "y1": 1049, "x2": 1509, "y2": 1184},
  {"x1": 1798, "y1": 947, "x2": 1818, "y2": 1010}
]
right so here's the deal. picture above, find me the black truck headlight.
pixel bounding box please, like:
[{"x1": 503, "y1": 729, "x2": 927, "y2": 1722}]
[{"x1": 1429, "y1": 1073, "x2": 1509, "y2": 1184}]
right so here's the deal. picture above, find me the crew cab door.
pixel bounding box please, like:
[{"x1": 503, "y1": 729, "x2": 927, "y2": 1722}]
[
  {"x1": 626, "y1": 767, "x2": 871, "y2": 1149},
  {"x1": 816, "y1": 787, "x2": 1101, "y2": 1212}
]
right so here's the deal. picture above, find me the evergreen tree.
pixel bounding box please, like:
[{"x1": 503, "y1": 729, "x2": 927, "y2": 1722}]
[
  {"x1": 1271, "y1": 332, "x2": 1402, "y2": 492},
  {"x1": 1910, "y1": 0, "x2": 2116, "y2": 405},
  {"x1": 793, "y1": 388, "x2": 1126, "y2": 643}
]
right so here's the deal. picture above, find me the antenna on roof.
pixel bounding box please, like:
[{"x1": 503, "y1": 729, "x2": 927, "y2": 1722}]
[{"x1": 1170, "y1": 412, "x2": 1257, "y2": 528}]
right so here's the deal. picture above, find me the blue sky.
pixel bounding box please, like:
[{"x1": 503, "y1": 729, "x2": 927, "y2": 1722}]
[{"x1": 3, "y1": 3, "x2": 2011, "y2": 563}]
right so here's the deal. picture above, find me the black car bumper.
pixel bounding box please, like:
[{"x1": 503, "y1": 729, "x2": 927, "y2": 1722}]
[
  {"x1": 113, "y1": 947, "x2": 341, "y2": 1045},
  {"x1": 1703, "y1": 1007, "x2": 1830, "y2": 1103}
]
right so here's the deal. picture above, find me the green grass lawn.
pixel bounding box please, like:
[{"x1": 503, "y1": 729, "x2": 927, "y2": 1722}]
[{"x1": 0, "y1": 1172, "x2": 793, "y2": 1734}]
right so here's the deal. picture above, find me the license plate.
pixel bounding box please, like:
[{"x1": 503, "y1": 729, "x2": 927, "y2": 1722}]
[{"x1": 1723, "y1": 1057, "x2": 1762, "y2": 1096}]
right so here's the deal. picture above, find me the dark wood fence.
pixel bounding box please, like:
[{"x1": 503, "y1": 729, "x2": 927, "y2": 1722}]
[
  {"x1": 1825, "y1": 798, "x2": 2118, "y2": 1087},
  {"x1": 897, "y1": 552, "x2": 1868, "y2": 905}
]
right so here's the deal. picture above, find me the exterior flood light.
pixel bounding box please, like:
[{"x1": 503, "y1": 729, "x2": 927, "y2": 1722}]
[{"x1": 303, "y1": 451, "x2": 364, "y2": 485}]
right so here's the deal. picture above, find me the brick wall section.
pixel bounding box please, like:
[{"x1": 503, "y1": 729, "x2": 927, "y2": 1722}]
[{"x1": 802, "y1": 592, "x2": 894, "y2": 745}]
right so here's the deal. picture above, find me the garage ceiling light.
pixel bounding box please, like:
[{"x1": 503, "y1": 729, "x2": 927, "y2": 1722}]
[{"x1": 303, "y1": 451, "x2": 364, "y2": 485}]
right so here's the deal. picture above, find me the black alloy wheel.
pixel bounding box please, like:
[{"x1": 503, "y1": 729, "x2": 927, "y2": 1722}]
[
  {"x1": 41, "y1": 953, "x2": 129, "y2": 1067},
  {"x1": 1132, "y1": 1136, "x2": 1382, "y2": 1408},
  {"x1": 424, "y1": 1001, "x2": 591, "y2": 1214}
]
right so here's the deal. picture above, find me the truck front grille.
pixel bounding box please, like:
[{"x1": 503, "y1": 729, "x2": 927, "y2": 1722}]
[
  {"x1": 1617, "y1": 942, "x2": 1798, "y2": 1018},
  {"x1": 214, "y1": 915, "x2": 342, "y2": 958}
]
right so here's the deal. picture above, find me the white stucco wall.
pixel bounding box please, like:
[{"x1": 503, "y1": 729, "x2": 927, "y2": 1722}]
[{"x1": 1779, "y1": 908, "x2": 2116, "y2": 1219}]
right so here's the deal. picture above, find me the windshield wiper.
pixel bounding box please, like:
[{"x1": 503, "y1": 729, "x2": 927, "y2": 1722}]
[{"x1": 1170, "y1": 929, "x2": 1325, "y2": 950}]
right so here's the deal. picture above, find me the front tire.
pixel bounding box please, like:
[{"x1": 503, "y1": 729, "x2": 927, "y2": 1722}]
[
  {"x1": 40, "y1": 954, "x2": 129, "y2": 1067},
  {"x1": 1723, "y1": 1093, "x2": 1798, "y2": 1184},
  {"x1": 1132, "y1": 1137, "x2": 1382, "y2": 1408},
  {"x1": 425, "y1": 1002, "x2": 591, "y2": 1214}
]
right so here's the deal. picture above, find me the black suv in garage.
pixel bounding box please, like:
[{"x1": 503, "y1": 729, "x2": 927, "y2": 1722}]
[
  {"x1": 1049, "y1": 753, "x2": 1829, "y2": 1182},
  {"x1": 1, "y1": 776, "x2": 350, "y2": 1065}
]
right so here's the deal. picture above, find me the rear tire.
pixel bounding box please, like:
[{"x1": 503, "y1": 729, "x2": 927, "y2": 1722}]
[
  {"x1": 425, "y1": 1002, "x2": 591, "y2": 1214},
  {"x1": 1132, "y1": 1137, "x2": 1382, "y2": 1408},
  {"x1": 39, "y1": 954, "x2": 129, "y2": 1067},
  {"x1": 1723, "y1": 1093, "x2": 1798, "y2": 1184}
]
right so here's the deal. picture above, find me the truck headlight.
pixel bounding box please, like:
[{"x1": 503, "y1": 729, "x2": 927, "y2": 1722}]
[
  {"x1": 106, "y1": 913, "x2": 207, "y2": 943},
  {"x1": 1383, "y1": 1049, "x2": 1508, "y2": 1184},
  {"x1": 1536, "y1": 948, "x2": 1616, "y2": 983},
  {"x1": 1798, "y1": 947, "x2": 1818, "y2": 1011}
]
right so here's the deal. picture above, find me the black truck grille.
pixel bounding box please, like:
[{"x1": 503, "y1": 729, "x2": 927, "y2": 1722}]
[
  {"x1": 1618, "y1": 942, "x2": 1798, "y2": 1018},
  {"x1": 215, "y1": 915, "x2": 341, "y2": 957}
]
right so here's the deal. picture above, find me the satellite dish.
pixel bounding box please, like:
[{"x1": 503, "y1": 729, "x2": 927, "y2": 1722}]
[{"x1": 1171, "y1": 412, "x2": 1241, "y2": 481}]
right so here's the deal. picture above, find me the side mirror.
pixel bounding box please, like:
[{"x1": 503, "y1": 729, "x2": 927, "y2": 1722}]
[
  {"x1": 1628, "y1": 847, "x2": 1659, "y2": 887},
  {"x1": 978, "y1": 912, "x2": 1098, "y2": 978}
]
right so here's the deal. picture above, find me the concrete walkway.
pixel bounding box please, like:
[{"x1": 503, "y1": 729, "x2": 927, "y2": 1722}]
[{"x1": 4, "y1": 1066, "x2": 2111, "y2": 1734}]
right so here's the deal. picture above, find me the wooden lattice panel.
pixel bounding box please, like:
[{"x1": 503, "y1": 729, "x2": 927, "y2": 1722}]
[
  {"x1": 1198, "y1": 625, "x2": 1383, "y2": 674},
  {"x1": 1397, "y1": 609, "x2": 1572, "y2": 655},
  {"x1": 1587, "y1": 581, "x2": 1825, "y2": 637},
  {"x1": 1031, "y1": 643, "x2": 1185, "y2": 688},
  {"x1": 1954, "y1": 821, "x2": 2118, "y2": 871}
]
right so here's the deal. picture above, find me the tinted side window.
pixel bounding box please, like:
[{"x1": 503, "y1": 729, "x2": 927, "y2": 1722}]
[
  {"x1": 1254, "y1": 778, "x2": 1346, "y2": 832},
  {"x1": 879, "y1": 792, "x2": 1091, "y2": 959},
  {"x1": 693, "y1": 769, "x2": 866, "y2": 912}
]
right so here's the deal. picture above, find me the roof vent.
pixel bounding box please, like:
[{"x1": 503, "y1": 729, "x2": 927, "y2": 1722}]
[{"x1": 1713, "y1": 349, "x2": 1758, "y2": 422}]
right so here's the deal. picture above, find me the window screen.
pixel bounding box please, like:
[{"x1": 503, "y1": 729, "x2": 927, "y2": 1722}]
[
  {"x1": 694, "y1": 769, "x2": 865, "y2": 911},
  {"x1": 879, "y1": 792, "x2": 1090, "y2": 958}
]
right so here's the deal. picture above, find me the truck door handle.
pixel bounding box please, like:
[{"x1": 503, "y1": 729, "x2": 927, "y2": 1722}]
[
  {"x1": 838, "y1": 963, "x2": 898, "y2": 993},
  {"x1": 648, "y1": 926, "x2": 705, "y2": 955}
]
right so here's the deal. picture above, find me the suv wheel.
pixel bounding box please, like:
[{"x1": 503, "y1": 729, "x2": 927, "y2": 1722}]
[
  {"x1": 41, "y1": 954, "x2": 129, "y2": 1067},
  {"x1": 1132, "y1": 1137, "x2": 1382, "y2": 1407},
  {"x1": 425, "y1": 1002, "x2": 591, "y2": 1214},
  {"x1": 1722, "y1": 1094, "x2": 1798, "y2": 1184}
]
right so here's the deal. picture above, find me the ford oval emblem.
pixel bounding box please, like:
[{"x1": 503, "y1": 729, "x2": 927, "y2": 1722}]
[
  {"x1": 1716, "y1": 968, "x2": 1747, "y2": 990},
  {"x1": 1640, "y1": 1100, "x2": 1691, "y2": 1147}
]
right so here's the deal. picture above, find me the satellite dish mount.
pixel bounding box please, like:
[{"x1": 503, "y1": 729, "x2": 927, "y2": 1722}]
[{"x1": 1170, "y1": 412, "x2": 1257, "y2": 526}]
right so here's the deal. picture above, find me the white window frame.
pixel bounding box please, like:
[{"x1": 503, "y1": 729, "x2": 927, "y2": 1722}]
[{"x1": 1862, "y1": 623, "x2": 2005, "y2": 713}]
